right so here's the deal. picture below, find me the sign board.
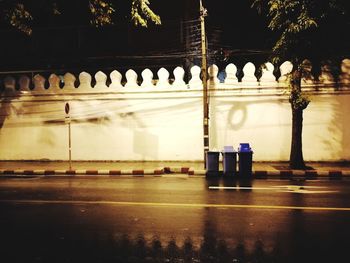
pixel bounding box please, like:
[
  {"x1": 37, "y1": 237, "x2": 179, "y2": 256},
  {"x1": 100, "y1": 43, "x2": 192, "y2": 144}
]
[{"x1": 65, "y1": 102, "x2": 70, "y2": 115}]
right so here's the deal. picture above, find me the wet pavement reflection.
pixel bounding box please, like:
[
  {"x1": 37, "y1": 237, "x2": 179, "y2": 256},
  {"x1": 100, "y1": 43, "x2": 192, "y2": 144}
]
[
  {"x1": 0, "y1": 231, "x2": 281, "y2": 262},
  {"x1": 1, "y1": 177, "x2": 350, "y2": 262},
  {"x1": 2, "y1": 228, "x2": 346, "y2": 263}
]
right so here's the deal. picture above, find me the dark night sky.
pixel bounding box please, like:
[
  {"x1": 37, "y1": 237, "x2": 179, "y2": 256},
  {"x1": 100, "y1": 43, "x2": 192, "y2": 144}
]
[
  {"x1": 0, "y1": 0, "x2": 272, "y2": 72},
  {"x1": 1, "y1": 0, "x2": 348, "y2": 73}
]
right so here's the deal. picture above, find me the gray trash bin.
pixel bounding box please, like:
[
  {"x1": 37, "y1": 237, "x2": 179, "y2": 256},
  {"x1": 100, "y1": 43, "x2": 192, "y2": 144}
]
[
  {"x1": 221, "y1": 146, "x2": 237, "y2": 176},
  {"x1": 206, "y1": 150, "x2": 220, "y2": 176},
  {"x1": 238, "y1": 143, "x2": 253, "y2": 176}
]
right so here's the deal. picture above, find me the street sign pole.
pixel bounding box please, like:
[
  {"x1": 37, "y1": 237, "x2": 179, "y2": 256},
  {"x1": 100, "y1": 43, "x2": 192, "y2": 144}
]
[
  {"x1": 65, "y1": 102, "x2": 72, "y2": 170},
  {"x1": 200, "y1": 0, "x2": 209, "y2": 168}
]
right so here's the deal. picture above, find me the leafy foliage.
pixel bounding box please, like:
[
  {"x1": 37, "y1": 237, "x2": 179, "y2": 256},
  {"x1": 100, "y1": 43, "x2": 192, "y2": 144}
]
[
  {"x1": 252, "y1": 0, "x2": 349, "y2": 64},
  {"x1": 131, "y1": 0, "x2": 161, "y2": 27},
  {"x1": 289, "y1": 87, "x2": 310, "y2": 111},
  {"x1": 3, "y1": 2, "x2": 33, "y2": 35},
  {"x1": 89, "y1": 0, "x2": 115, "y2": 27},
  {"x1": 252, "y1": 0, "x2": 350, "y2": 95},
  {"x1": 0, "y1": 0, "x2": 161, "y2": 35}
]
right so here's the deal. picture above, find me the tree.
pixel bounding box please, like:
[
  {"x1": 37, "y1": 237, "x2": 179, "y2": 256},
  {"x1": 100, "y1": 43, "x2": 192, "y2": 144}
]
[
  {"x1": 0, "y1": 0, "x2": 161, "y2": 35},
  {"x1": 252, "y1": 0, "x2": 350, "y2": 169}
]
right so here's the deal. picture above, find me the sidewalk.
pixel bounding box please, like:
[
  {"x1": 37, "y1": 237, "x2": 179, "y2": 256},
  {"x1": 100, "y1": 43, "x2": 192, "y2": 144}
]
[{"x1": 0, "y1": 160, "x2": 349, "y2": 178}]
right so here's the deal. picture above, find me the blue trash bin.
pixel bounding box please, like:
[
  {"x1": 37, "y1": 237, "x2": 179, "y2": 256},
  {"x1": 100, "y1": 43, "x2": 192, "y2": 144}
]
[
  {"x1": 238, "y1": 143, "x2": 253, "y2": 176},
  {"x1": 206, "y1": 150, "x2": 220, "y2": 176},
  {"x1": 221, "y1": 146, "x2": 237, "y2": 176}
]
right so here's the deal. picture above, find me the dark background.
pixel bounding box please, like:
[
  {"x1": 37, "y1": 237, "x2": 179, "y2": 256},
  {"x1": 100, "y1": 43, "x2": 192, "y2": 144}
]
[
  {"x1": 0, "y1": 0, "x2": 348, "y2": 79},
  {"x1": 0, "y1": 0, "x2": 272, "y2": 74}
]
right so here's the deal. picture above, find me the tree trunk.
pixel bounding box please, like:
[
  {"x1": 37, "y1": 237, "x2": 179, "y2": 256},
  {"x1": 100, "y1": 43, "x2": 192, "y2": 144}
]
[
  {"x1": 289, "y1": 68, "x2": 307, "y2": 169},
  {"x1": 290, "y1": 107, "x2": 305, "y2": 169}
]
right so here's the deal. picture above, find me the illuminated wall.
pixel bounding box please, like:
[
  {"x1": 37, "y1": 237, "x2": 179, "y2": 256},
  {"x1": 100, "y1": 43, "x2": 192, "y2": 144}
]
[{"x1": 0, "y1": 59, "x2": 349, "y2": 161}]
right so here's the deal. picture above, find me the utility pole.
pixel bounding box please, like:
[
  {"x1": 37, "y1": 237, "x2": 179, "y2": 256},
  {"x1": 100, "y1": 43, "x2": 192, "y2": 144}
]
[
  {"x1": 65, "y1": 102, "x2": 72, "y2": 171},
  {"x1": 200, "y1": 0, "x2": 209, "y2": 168}
]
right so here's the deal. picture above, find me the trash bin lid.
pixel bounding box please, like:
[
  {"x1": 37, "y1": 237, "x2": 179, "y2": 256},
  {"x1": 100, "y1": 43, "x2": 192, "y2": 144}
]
[
  {"x1": 238, "y1": 143, "x2": 251, "y2": 152},
  {"x1": 222, "y1": 146, "x2": 235, "y2": 153},
  {"x1": 207, "y1": 149, "x2": 220, "y2": 154}
]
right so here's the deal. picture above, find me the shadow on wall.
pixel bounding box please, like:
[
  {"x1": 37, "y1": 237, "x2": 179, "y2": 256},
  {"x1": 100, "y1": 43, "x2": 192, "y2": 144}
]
[
  {"x1": 129, "y1": 110, "x2": 159, "y2": 159},
  {"x1": 304, "y1": 94, "x2": 350, "y2": 161},
  {"x1": 0, "y1": 77, "x2": 21, "y2": 129},
  {"x1": 210, "y1": 97, "x2": 287, "y2": 151},
  {"x1": 227, "y1": 102, "x2": 248, "y2": 130},
  {"x1": 133, "y1": 130, "x2": 159, "y2": 160},
  {"x1": 328, "y1": 95, "x2": 350, "y2": 160},
  {"x1": 210, "y1": 100, "x2": 248, "y2": 151},
  {"x1": 228, "y1": 98, "x2": 289, "y2": 129},
  {"x1": 339, "y1": 97, "x2": 350, "y2": 160}
]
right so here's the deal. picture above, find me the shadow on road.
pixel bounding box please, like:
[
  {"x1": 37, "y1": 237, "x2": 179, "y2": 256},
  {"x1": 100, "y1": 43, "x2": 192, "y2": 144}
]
[
  {"x1": 3, "y1": 231, "x2": 343, "y2": 263},
  {"x1": 1, "y1": 231, "x2": 287, "y2": 263}
]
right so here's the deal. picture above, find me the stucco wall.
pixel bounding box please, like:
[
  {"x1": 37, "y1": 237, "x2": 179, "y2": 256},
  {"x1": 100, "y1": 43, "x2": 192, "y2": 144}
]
[
  {"x1": 1, "y1": 60, "x2": 350, "y2": 161},
  {"x1": 210, "y1": 91, "x2": 350, "y2": 161},
  {"x1": 1, "y1": 88, "x2": 350, "y2": 161}
]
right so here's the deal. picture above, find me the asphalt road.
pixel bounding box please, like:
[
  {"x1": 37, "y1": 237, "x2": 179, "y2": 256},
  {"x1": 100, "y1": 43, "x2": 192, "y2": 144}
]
[{"x1": 1, "y1": 176, "x2": 350, "y2": 263}]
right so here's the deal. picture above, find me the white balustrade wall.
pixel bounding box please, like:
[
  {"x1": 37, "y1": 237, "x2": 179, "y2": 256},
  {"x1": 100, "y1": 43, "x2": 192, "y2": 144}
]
[{"x1": 1, "y1": 59, "x2": 350, "y2": 161}]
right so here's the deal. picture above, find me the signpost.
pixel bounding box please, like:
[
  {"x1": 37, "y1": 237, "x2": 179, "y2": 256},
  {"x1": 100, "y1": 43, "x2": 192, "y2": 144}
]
[
  {"x1": 200, "y1": 0, "x2": 209, "y2": 168},
  {"x1": 65, "y1": 102, "x2": 72, "y2": 170}
]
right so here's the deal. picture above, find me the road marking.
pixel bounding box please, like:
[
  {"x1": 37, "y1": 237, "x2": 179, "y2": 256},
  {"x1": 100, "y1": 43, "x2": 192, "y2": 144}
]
[
  {"x1": 278, "y1": 190, "x2": 338, "y2": 194},
  {"x1": 210, "y1": 186, "x2": 274, "y2": 190},
  {"x1": 1, "y1": 199, "x2": 350, "y2": 211},
  {"x1": 209, "y1": 185, "x2": 339, "y2": 194}
]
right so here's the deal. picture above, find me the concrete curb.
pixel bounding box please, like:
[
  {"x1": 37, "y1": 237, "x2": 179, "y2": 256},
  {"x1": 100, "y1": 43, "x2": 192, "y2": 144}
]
[
  {"x1": 188, "y1": 169, "x2": 350, "y2": 179},
  {"x1": 0, "y1": 167, "x2": 349, "y2": 178},
  {"x1": 164, "y1": 167, "x2": 191, "y2": 174},
  {"x1": 0, "y1": 168, "x2": 164, "y2": 177}
]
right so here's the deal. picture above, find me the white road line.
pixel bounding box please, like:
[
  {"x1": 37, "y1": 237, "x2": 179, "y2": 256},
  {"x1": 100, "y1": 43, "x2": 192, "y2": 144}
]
[
  {"x1": 209, "y1": 185, "x2": 339, "y2": 194},
  {"x1": 271, "y1": 185, "x2": 328, "y2": 189},
  {"x1": 209, "y1": 186, "x2": 274, "y2": 190}
]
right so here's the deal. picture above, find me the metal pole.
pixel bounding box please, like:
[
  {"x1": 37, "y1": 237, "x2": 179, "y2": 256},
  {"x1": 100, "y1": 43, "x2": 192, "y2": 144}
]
[
  {"x1": 200, "y1": 0, "x2": 209, "y2": 168},
  {"x1": 68, "y1": 117, "x2": 72, "y2": 170},
  {"x1": 65, "y1": 102, "x2": 72, "y2": 170}
]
